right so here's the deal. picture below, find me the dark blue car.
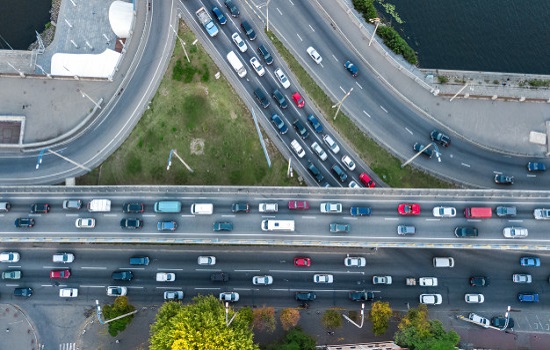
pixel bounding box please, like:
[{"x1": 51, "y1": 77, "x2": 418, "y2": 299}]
[
  {"x1": 518, "y1": 293, "x2": 539, "y2": 302},
  {"x1": 212, "y1": 6, "x2": 227, "y2": 25},
  {"x1": 307, "y1": 114, "x2": 323, "y2": 133},
  {"x1": 344, "y1": 60, "x2": 358, "y2": 77}
]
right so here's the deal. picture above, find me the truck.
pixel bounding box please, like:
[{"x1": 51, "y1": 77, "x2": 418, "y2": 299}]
[
  {"x1": 464, "y1": 207, "x2": 492, "y2": 219},
  {"x1": 87, "y1": 199, "x2": 111, "y2": 212},
  {"x1": 195, "y1": 7, "x2": 219, "y2": 37}
]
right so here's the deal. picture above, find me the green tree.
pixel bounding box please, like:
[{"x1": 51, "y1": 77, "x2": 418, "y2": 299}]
[
  {"x1": 149, "y1": 295, "x2": 258, "y2": 350},
  {"x1": 102, "y1": 296, "x2": 136, "y2": 336},
  {"x1": 369, "y1": 301, "x2": 393, "y2": 335},
  {"x1": 280, "y1": 308, "x2": 301, "y2": 331},
  {"x1": 322, "y1": 308, "x2": 342, "y2": 330},
  {"x1": 266, "y1": 326, "x2": 316, "y2": 350},
  {"x1": 253, "y1": 306, "x2": 276, "y2": 333}
]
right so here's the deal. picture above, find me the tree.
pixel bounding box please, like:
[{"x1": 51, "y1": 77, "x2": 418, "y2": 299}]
[
  {"x1": 253, "y1": 306, "x2": 276, "y2": 333},
  {"x1": 102, "y1": 296, "x2": 136, "y2": 336},
  {"x1": 149, "y1": 295, "x2": 258, "y2": 350},
  {"x1": 369, "y1": 301, "x2": 393, "y2": 335},
  {"x1": 266, "y1": 327, "x2": 316, "y2": 350},
  {"x1": 280, "y1": 308, "x2": 300, "y2": 331},
  {"x1": 322, "y1": 308, "x2": 342, "y2": 330}
]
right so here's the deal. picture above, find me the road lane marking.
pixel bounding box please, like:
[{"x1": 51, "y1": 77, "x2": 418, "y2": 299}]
[
  {"x1": 461, "y1": 163, "x2": 471, "y2": 167},
  {"x1": 363, "y1": 110, "x2": 371, "y2": 118},
  {"x1": 296, "y1": 33, "x2": 303, "y2": 41},
  {"x1": 426, "y1": 218, "x2": 440, "y2": 221},
  {"x1": 405, "y1": 127, "x2": 413, "y2": 135},
  {"x1": 339, "y1": 86, "x2": 345, "y2": 93},
  {"x1": 79, "y1": 285, "x2": 105, "y2": 288},
  {"x1": 508, "y1": 220, "x2": 524, "y2": 223},
  {"x1": 222, "y1": 214, "x2": 235, "y2": 218},
  {"x1": 156, "y1": 268, "x2": 183, "y2": 271},
  {"x1": 309, "y1": 24, "x2": 315, "y2": 32},
  {"x1": 235, "y1": 269, "x2": 261, "y2": 272},
  {"x1": 527, "y1": 174, "x2": 536, "y2": 178},
  {"x1": 195, "y1": 287, "x2": 221, "y2": 290},
  {"x1": 104, "y1": 214, "x2": 117, "y2": 217},
  {"x1": 81, "y1": 266, "x2": 107, "y2": 270},
  {"x1": 302, "y1": 216, "x2": 317, "y2": 219},
  {"x1": 356, "y1": 81, "x2": 363, "y2": 89},
  {"x1": 379, "y1": 105, "x2": 388, "y2": 113},
  {"x1": 128, "y1": 286, "x2": 144, "y2": 289},
  {"x1": 181, "y1": 214, "x2": 194, "y2": 218},
  {"x1": 384, "y1": 217, "x2": 398, "y2": 221},
  {"x1": 143, "y1": 214, "x2": 156, "y2": 217},
  {"x1": 65, "y1": 214, "x2": 79, "y2": 217}
]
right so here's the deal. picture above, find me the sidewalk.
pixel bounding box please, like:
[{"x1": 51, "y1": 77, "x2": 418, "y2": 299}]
[{"x1": 0, "y1": 304, "x2": 40, "y2": 350}]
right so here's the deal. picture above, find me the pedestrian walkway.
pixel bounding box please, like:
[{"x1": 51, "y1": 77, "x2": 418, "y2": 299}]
[{"x1": 0, "y1": 303, "x2": 40, "y2": 350}]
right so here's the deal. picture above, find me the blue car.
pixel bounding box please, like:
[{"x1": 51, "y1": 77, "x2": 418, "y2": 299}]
[
  {"x1": 271, "y1": 114, "x2": 288, "y2": 134},
  {"x1": 307, "y1": 114, "x2": 323, "y2": 133},
  {"x1": 520, "y1": 256, "x2": 540, "y2": 267},
  {"x1": 212, "y1": 6, "x2": 227, "y2": 25},
  {"x1": 518, "y1": 293, "x2": 539, "y2": 303},
  {"x1": 527, "y1": 162, "x2": 546, "y2": 172},
  {"x1": 344, "y1": 60, "x2": 358, "y2": 77}
]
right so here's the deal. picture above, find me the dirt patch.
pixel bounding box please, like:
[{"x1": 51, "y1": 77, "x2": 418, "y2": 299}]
[{"x1": 190, "y1": 138, "x2": 205, "y2": 155}]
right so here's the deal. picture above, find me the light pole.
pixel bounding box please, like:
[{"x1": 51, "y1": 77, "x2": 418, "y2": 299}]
[
  {"x1": 224, "y1": 302, "x2": 238, "y2": 326},
  {"x1": 77, "y1": 88, "x2": 102, "y2": 109},
  {"x1": 342, "y1": 303, "x2": 365, "y2": 328},
  {"x1": 170, "y1": 24, "x2": 190, "y2": 63},
  {"x1": 257, "y1": 1, "x2": 272, "y2": 32},
  {"x1": 401, "y1": 142, "x2": 441, "y2": 168},
  {"x1": 166, "y1": 149, "x2": 194, "y2": 173},
  {"x1": 368, "y1": 18, "x2": 381, "y2": 46},
  {"x1": 332, "y1": 88, "x2": 353, "y2": 120},
  {"x1": 35, "y1": 148, "x2": 91, "y2": 171},
  {"x1": 499, "y1": 305, "x2": 512, "y2": 331}
]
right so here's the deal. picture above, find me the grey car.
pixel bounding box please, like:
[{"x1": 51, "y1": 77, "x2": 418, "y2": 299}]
[{"x1": 330, "y1": 223, "x2": 350, "y2": 233}]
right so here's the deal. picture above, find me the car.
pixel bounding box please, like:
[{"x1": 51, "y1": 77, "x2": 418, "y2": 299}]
[
  {"x1": 331, "y1": 164, "x2": 348, "y2": 182},
  {"x1": 13, "y1": 287, "x2": 33, "y2": 297},
  {"x1": 307, "y1": 114, "x2": 323, "y2": 133},
  {"x1": 0, "y1": 202, "x2": 11, "y2": 212},
  {"x1": 430, "y1": 129, "x2": 451, "y2": 147},
  {"x1": 249, "y1": 57, "x2": 265, "y2": 76},
  {"x1": 292, "y1": 92, "x2": 305, "y2": 108},
  {"x1": 527, "y1": 161, "x2": 546, "y2": 172},
  {"x1": 358, "y1": 172, "x2": 375, "y2": 187},
  {"x1": 112, "y1": 271, "x2": 134, "y2": 281},
  {"x1": 129, "y1": 257, "x2": 150, "y2": 265},
  {"x1": 2, "y1": 270, "x2": 22, "y2": 279},
  {"x1": 59, "y1": 288, "x2": 78, "y2": 298},
  {"x1": 320, "y1": 202, "x2": 342, "y2": 213},
  {"x1": 348, "y1": 181, "x2": 359, "y2": 188},
  {"x1": 469, "y1": 276, "x2": 489, "y2": 287},
  {"x1": 338, "y1": 155, "x2": 356, "y2": 171},
  {"x1": 503, "y1": 227, "x2": 528, "y2": 238},
  {"x1": 213, "y1": 221, "x2": 233, "y2": 232},
  {"x1": 231, "y1": 32, "x2": 247, "y2": 52},
  {"x1": 272, "y1": 89, "x2": 288, "y2": 109},
  {"x1": 398, "y1": 203, "x2": 420, "y2": 215},
  {"x1": 372, "y1": 276, "x2": 392, "y2": 285},
  {"x1": 420, "y1": 294, "x2": 442, "y2": 305},
  {"x1": 198, "y1": 256, "x2": 216, "y2": 265},
  {"x1": 211, "y1": 272, "x2": 230, "y2": 282},
  {"x1": 123, "y1": 202, "x2": 144, "y2": 213},
  {"x1": 219, "y1": 292, "x2": 240, "y2": 302},
  {"x1": 254, "y1": 88, "x2": 270, "y2": 108},
  {"x1": 344, "y1": 60, "x2": 358, "y2": 76},
  {"x1": 63, "y1": 199, "x2": 82, "y2": 210},
  {"x1": 307, "y1": 162, "x2": 325, "y2": 183},
  {"x1": 15, "y1": 218, "x2": 35, "y2": 228},
  {"x1": 294, "y1": 257, "x2": 311, "y2": 267},
  {"x1": 252, "y1": 275, "x2": 273, "y2": 285},
  {"x1": 397, "y1": 225, "x2": 416, "y2": 235},
  {"x1": 293, "y1": 120, "x2": 309, "y2": 139},
  {"x1": 232, "y1": 202, "x2": 250, "y2": 213},
  {"x1": 50, "y1": 269, "x2": 71, "y2": 279},
  {"x1": 157, "y1": 220, "x2": 177, "y2": 231},
  {"x1": 465, "y1": 293, "x2": 484, "y2": 303},
  {"x1": 306, "y1": 46, "x2": 322, "y2": 64},
  {"x1": 310, "y1": 142, "x2": 328, "y2": 161},
  {"x1": 120, "y1": 218, "x2": 143, "y2": 229},
  {"x1": 259, "y1": 203, "x2": 278, "y2": 213},
  {"x1": 518, "y1": 293, "x2": 539, "y2": 303},
  {"x1": 257, "y1": 44, "x2": 273, "y2": 65},
  {"x1": 240, "y1": 20, "x2": 256, "y2": 40},
  {"x1": 295, "y1": 291, "x2": 317, "y2": 301},
  {"x1": 533, "y1": 208, "x2": 550, "y2": 220},
  {"x1": 313, "y1": 274, "x2": 333, "y2": 283},
  {"x1": 288, "y1": 200, "x2": 309, "y2": 210},
  {"x1": 491, "y1": 316, "x2": 515, "y2": 329},
  {"x1": 454, "y1": 226, "x2": 478, "y2": 238},
  {"x1": 211, "y1": 6, "x2": 227, "y2": 25},
  {"x1": 75, "y1": 218, "x2": 96, "y2": 228},
  {"x1": 468, "y1": 313, "x2": 490, "y2": 328},
  {"x1": 164, "y1": 291, "x2": 184, "y2": 300},
  {"x1": 30, "y1": 203, "x2": 50, "y2": 213},
  {"x1": 418, "y1": 277, "x2": 438, "y2": 286},
  {"x1": 156, "y1": 272, "x2": 176, "y2": 282},
  {"x1": 512, "y1": 274, "x2": 532, "y2": 283},
  {"x1": 350, "y1": 207, "x2": 372, "y2": 216},
  {"x1": 344, "y1": 257, "x2": 366, "y2": 267},
  {"x1": 271, "y1": 114, "x2": 288, "y2": 134},
  {"x1": 107, "y1": 286, "x2": 127, "y2": 296},
  {"x1": 413, "y1": 143, "x2": 434, "y2": 158},
  {"x1": 330, "y1": 223, "x2": 350, "y2": 233},
  {"x1": 274, "y1": 68, "x2": 291, "y2": 89},
  {"x1": 290, "y1": 139, "x2": 305, "y2": 158},
  {"x1": 224, "y1": 0, "x2": 239, "y2": 17},
  {"x1": 323, "y1": 135, "x2": 340, "y2": 154},
  {"x1": 520, "y1": 256, "x2": 540, "y2": 267},
  {"x1": 53, "y1": 253, "x2": 75, "y2": 263},
  {"x1": 495, "y1": 206, "x2": 517, "y2": 217},
  {"x1": 349, "y1": 290, "x2": 374, "y2": 302},
  {"x1": 432, "y1": 206, "x2": 456, "y2": 217},
  {"x1": 494, "y1": 174, "x2": 514, "y2": 185},
  {"x1": 0, "y1": 252, "x2": 20, "y2": 263}
]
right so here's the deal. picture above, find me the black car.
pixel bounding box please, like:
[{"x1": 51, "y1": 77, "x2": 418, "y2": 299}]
[
  {"x1": 240, "y1": 20, "x2": 256, "y2": 40},
  {"x1": 295, "y1": 291, "x2": 316, "y2": 301},
  {"x1": 211, "y1": 272, "x2": 230, "y2": 282},
  {"x1": 469, "y1": 276, "x2": 489, "y2": 287},
  {"x1": 224, "y1": 0, "x2": 239, "y2": 17},
  {"x1": 527, "y1": 162, "x2": 546, "y2": 172},
  {"x1": 123, "y1": 202, "x2": 144, "y2": 213},
  {"x1": 349, "y1": 290, "x2": 374, "y2": 301},
  {"x1": 254, "y1": 88, "x2": 270, "y2": 108},
  {"x1": 120, "y1": 218, "x2": 144, "y2": 229},
  {"x1": 112, "y1": 271, "x2": 134, "y2": 281},
  {"x1": 272, "y1": 89, "x2": 288, "y2": 109},
  {"x1": 231, "y1": 202, "x2": 250, "y2": 213},
  {"x1": 213, "y1": 221, "x2": 233, "y2": 231},
  {"x1": 430, "y1": 129, "x2": 451, "y2": 147},
  {"x1": 30, "y1": 203, "x2": 50, "y2": 213},
  {"x1": 344, "y1": 60, "x2": 358, "y2": 77},
  {"x1": 307, "y1": 114, "x2": 323, "y2": 133},
  {"x1": 211, "y1": 6, "x2": 227, "y2": 25},
  {"x1": 293, "y1": 120, "x2": 309, "y2": 140},
  {"x1": 307, "y1": 162, "x2": 324, "y2": 183},
  {"x1": 494, "y1": 174, "x2": 514, "y2": 185},
  {"x1": 413, "y1": 143, "x2": 434, "y2": 158},
  {"x1": 271, "y1": 114, "x2": 288, "y2": 134},
  {"x1": 331, "y1": 164, "x2": 348, "y2": 183},
  {"x1": 13, "y1": 287, "x2": 33, "y2": 297},
  {"x1": 15, "y1": 218, "x2": 35, "y2": 228},
  {"x1": 257, "y1": 45, "x2": 273, "y2": 65},
  {"x1": 454, "y1": 226, "x2": 479, "y2": 238},
  {"x1": 491, "y1": 316, "x2": 514, "y2": 329}
]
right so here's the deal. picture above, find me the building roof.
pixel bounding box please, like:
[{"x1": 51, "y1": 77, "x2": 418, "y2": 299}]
[
  {"x1": 109, "y1": 1, "x2": 134, "y2": 38},
  {"x1": 51, "y1": 49, "x2": 121, "y2": 78}
]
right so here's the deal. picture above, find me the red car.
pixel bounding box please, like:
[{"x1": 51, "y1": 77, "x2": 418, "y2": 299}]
[
  {"x1": 288, "y1": 200, "x2": 309, "y2": 210},
  {"x1": 359, "y1": 173, "x2": 375, "y2": 188},
  {"x1": 398, "y1": 203, "x2": 420, "y2": 215},
  {"x1": 292, "y1": 92, "x2": 305, "y2": 108},
  {"x1": 50, "y1": 269, "x2": 71, "y2": 279},
  {"x1": 294, "y1": 257, "x2": 311, "y2": 267}
]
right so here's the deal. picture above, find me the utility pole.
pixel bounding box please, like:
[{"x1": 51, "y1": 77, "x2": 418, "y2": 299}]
[
  {"x1": 333, "y1": 88, "x2": 353, "y2": 120},
  {"x1": 368, "y1": 18, "x2": 381, "y2": 46},
  {"x1": 342, "y1": 303, "x2": 365, "y2": 328},
  {"x1": 166, "y1": 149, "x2": 194, "y2": 173}
]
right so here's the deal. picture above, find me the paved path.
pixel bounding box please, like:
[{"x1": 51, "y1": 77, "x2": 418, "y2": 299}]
[{"x1": 0, "y1": 304, "x2": 40, "y2": 350}]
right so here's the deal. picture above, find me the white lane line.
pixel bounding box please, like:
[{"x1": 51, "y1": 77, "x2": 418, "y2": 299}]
[
  {"x1": 155, "y1": 286, "x2": 178, "y2": 289},
  {"x1": 143, "y1": 214, "x2": 156, "y2": 217},
  {"x1": 276, "y1": 8, "x2": 282, "y2": 15},
  {"x1": 235, "y1": 269, "x2": 261, "y2": 272},
  {"x1": 222, "y1": 214, "x2": 235, "y2": 218},
  {"x1": 332, "y1": 54, "x2": 338, "y2": 62},
  {"x1": 384, "y1": 217, "x2": 398, "y2": 221},
  {"x1": 128, "y1": 286, "x2": 144, "y2": 289},
  {"x1": 493, "y1": 171, "x2": 502, "y2": 174},
  {"x1": 425, "y1": 218, "x2": 440, "y2": 221},
  {"x1": 125, "y1": 267, "x2": 145, "y2": 270},
  {"x1": 81, "y1": 266, "x2": 107, "y2": 270},
  {"x1": 104, "y1": 214, "x2": 117, "y2": 217},
  {"x1": 339, "y1": 86, "x2": 345, "y2": 93},
  {"x1": 342, "y1": 217, "x2": 358, "y2": 220},
  {"x1": 195, "y1": 287, "x2": 221, "y2": 290},
  {"x1": 196, "y1": 268, "x2": 221, "y2": 272},
  {"x1": 302, "y1": 216, "x2": 317, "y2": 219},
  {"x1": 5, "y1": 284, "x2": 19, "y2": 287},
  {"x1": 379, "y1": 105, "x2": 388, "y2": 113},
  {"x1": 356, "y1": 82, "x2": 363, "y2": 89},
  {"x1": 156, "y1": 268, "x2": 183, "y2": 271},
  {"x1": 80, "y1": 285, "x2": 105, "y2": 288},
  {"x1": 181, "y1": 214, "x2": 194, "y2": 218},
  {"x1": 363, "y1": 110, "x2": 371, "y2": 118},
  {"x1": 405, "y1": 127, "x2": 413, "y2": 135},
  {"x1": 467, "y1": 219, "x2": 482, "y2": 222},
  {"x1": 262, "y1": 215, "x2": 276, "y2": 218},
  {"x1": 527, "y1": 174, "x2": 536, "y2": 178},
  {"x1": 309, "y1": 24, "x2": 315, "y2": 32},
  {"x1": 296, "y1": 33, "x2": 303, "y2": 41},
  {"x1": 461, "y1": 163, "x2": 471, "y2": 168},
  {"x1": 65, "y1": 214, "x2": 79, "y2": 217},
  {"x1": 508, "y1": 219, "x2": 524, "y2": 223}
]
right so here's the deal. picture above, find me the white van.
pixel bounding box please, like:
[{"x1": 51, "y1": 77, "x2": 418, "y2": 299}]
[
  {"x1": 191, "y1": 203, "x2": 213, "y2": 215},
  {"x1": 290, "y1": 140, "x2": 305, "y2": 158},
  {"x1": 261, "y1": 219, "x2": 295, "y2": 232},
  {"x1": 226, "y1": 50, "x2": 247, "y2": 78},
  {"x1": 433, "y1": 257, "x2": 455, "y2": 268}
]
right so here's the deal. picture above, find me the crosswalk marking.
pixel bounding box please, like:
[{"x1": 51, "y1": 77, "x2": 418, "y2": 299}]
[{"x1": 59, "y1": 343, "x2": 76, "y2": 350}]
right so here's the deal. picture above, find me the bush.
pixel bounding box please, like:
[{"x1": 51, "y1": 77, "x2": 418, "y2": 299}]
[
  {"x1": 377, "y1": 26, "x2": 418, "y2": 65},
  {"x1": 437, "y1": 76, "x2": 449, "y2": 84}
]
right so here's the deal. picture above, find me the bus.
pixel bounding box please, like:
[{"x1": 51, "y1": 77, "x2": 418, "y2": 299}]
[
  {"x1": 226, "y1": 51, "x2": 246, "y2": 78},
  {"x1": 261, "y1": 219, "x2": 295, "y2": 232}
]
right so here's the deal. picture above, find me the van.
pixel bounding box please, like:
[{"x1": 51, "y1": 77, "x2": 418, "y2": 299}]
[
  {"x1": 433, "y1": 257, "x2": 455, "y2": 268},
  {"x1": 129, "y1": 256, "x2": 150, "y2": 266},
  {"x1": 464, "y1": 207, "x2": 492, "y2": 219},
  {"x1": 191, "y1": 203, "x2": 213, "y2": 215},
  {"x1": 290, "y1": 140, "x2": 305, "y2": 158},
  {"x1": 254, "y1": 88, "x2": 270, "y2": 108},
  {"x1": 261, "y1": 219, "x2": 295, "y2": 232},
  {"x1": 0, "y1": 202, "x2": 11, "y2": 212},
  {"x1": 154, "y1": 201, "x2": 182, "y2": 213}
]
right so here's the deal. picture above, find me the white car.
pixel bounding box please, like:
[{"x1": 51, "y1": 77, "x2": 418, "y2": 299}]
[
  {"x1": 197, "y1": 256, "x2": 216, "y2": 265},
  {"x1": 59, "y1": 288, "x2": 78, "y2": 298},
  {"x1": 75, "y1": 218, "x2": 96, "y2": 228},
  {"x1": 465, "y1": 293, "x2": 484, "y2": 303},
  {"x1": 313, "y1": 274, "x2": 333, "y2": 283},
  {"x1": 274, "y1": 68, "x2": 291, "y2": 89},
  {"x1": 290, "y1": 139, "x2": 305, "y2": 158},
  {"x1": 348, "y1": 181, "x2": 359, "y2": 188},
  {"x1": 311, "y1": 142, "x2": 328, "y2": 161},
  {"x1": 512, "y1": 273, "x2": 532, "y2": 283},
  {"x1": 320, "y1": 202, "x2": 342, "y2": 213},
  {"x1": 252, "y1": 275, "x2": 273, "y2": 285},
  {"x1": 323, "y1": 135, "x2": 340, "y2": 154},
  {"x1": 468, "y1": 313, "x2": 490, "y2": 328},
  {"x1": 306, "y1": 46, "x2": 322, "y2": 64},
  {"x1": 219, "y1": 292, "x2": 240, "y2": 302},
  {"x1": 432, "y1": 206, "x2": 456, "y2": 218},
  {"x1": 419, "y1": 294, "x2": 442, "y2": 305},
  {"x1": 164, "y1": 291, "x2": 184, "y2": 300},
  {"x1": 231, "y1": 32, "x2": 247, "y2": 53},
  {"x1": 258, "y1": 203, "x2": 278, "y2": 213},
  {"x1": 52, "y1": 253, "x2": 75, "y2": 263},
  {"x1": 344, "y1": 257, "x2": 366, "y2": 267},
  {"x1": 107, "y1": 286, "x2": 127, "y2": 296},
  {"x1": 156, "y1": 272, "x2": 176, "y2": 282},
  {"x1": 0, "y1": 252, "x2": 20, "y2": 263},
  {"x1": 341, "y1": 155, "x2": 356, "y2": 171},
  {"x1": 533, "y1": 208, "x2": 550, "y2": 220},
  {"x1": 249, "y1": 56, "x2": 265, "y2": 76},
  {"x1": 503, "y1": 227, "x2": 528, "y2": 238},
  {"x1": 418, "y1": 277, "x2": 438, "y2": 286},
  {"x1": 372, "y1": 275, "x2": 392, "y2": 285}
]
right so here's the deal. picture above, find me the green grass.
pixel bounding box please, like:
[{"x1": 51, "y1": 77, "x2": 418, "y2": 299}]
[{"x1": 77, "y1": 22, "x2": 299, "y2": 187}]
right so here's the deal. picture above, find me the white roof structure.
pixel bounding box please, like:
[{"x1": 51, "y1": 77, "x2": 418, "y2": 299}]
[
  {"x1": 109, "y1": 1, "x2": 134, "y2": 38},
  {"x1": 51, "y1": 49, "x2": 121, "y2": 78}
]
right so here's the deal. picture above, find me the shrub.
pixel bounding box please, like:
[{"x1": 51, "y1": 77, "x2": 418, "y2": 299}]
[{"x1": 437, "y1": 75, "x2": 449, "y2": 84}]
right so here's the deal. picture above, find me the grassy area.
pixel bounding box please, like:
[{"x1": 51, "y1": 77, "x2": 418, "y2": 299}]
[
  {"x1": 78, "y1": 21, "x2": 299, "y2": 187},
  {"x1": 266, "y1": 30, "x2": 453, "y2": 188}
]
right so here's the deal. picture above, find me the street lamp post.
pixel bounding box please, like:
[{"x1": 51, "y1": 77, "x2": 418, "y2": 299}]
[
  {"x1": 166, "y1": 149, "x2": 194, "y2": 173},
  {"x1": 368, "y1": 18, "x2": 381, "y2": 46},
  {"x1": 170, "y1": 24, "x2": 190, "y2": 63},
  {"x1": 332, "y1": 88, "x2": 353, "y2": 120},
  {"x1": 401, "y1": 142, "x2": 441, "y2": 168},
  {"x1": 257, "y1": 1, "x2": 272, "y2": 32},
  {"x1": 35, "y1": 148, "x2": 91, "y2": 171},
  {"x1": 342, "y1": 303, "x2": 365, "y2": 328},
  {"x1": 224, "y1": 302, "x2": 238, "y2": 326}
]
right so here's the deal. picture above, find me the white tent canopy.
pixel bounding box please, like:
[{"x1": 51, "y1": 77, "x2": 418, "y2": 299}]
[
  {"x1": 109, "y1": 1, "x2": 134, "y2": 38},
  {"x1": 51, "y1": 49, "x2": 121, "y2": 78}
]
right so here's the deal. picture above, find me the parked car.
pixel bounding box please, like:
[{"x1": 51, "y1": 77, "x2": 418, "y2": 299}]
[
  {"x1": 413, "y1": 143, "x2": 434, "y2": 158},
  {"x1": 344, "y1": 257, "x2": 366, "y2": 267},
  {"x1": 295, "y1": 291, "x2": 316, "y2": 301},
  {"x1": 30, "y1": 203, "x2": 50, "y2": 213},
  {"x1": 252, "y1": 275, "x2": 273, "y2": 285},
  {"x1": 120, "y1": 218, "x2": 143, "y2": 229},
  {"x1": 494, "y1": 174, "x2": 514, "y2": 185},
  {"x1": 344, "y1": 60, "x2": 358, "y2": 76},
  {"x1": 430, "y1": 129, "x2": 451, "y2": 147},
  {"x1": 349, "y1": 290, "x2": 374, "y2": 301},
  {"x1": 219, "y1": 292, "x2": 239, "y2": 302},
  {"x1": 469, "y1": 313, "x2": 490, "y2": 327},
  {"x1": 306, "y1": 46, "x2": 322, "y2": 64},
  {"x1": 418, "y1": 277, "x2": 438, "y2": 286},
  {"x1": 213, "y1": 221, "x2": 233, "y2": 231},
  {"x1": 491, "y1": 316, "x2": 514, "y2": 329},
  {"x1": 518, "y1": 293, "x2": 539, "y2": 303},
  {"x1": 313, "y1": 274, "x2": 333, "y2": 283},
  {"x1": 503, "y1": 227, "x2": 528, "y2": 238},
  {"x1": 294, "y1": 257, "x2": 311, "y2": 267},
  {"x1": 164, "y1": 291, "x2": 184, "y2": 300},
  {"x1": 15, "y1": 218, "x2": 35, "y2": 228},
  {"x1": 274, "y1": 68, "x2": 291, "y2": 89},
  {"x1": 359, "y1": 172, "x2": 375, "y2": 187},
  {"x1": 307, "y1": 114, "x2": 323, "y2": 133},
  {"x1": 398, "y1": 203, "x2": 420, "y2": 215},
  {"x1": 527, "y1": 161, "x2": 546, "y2": 172}
]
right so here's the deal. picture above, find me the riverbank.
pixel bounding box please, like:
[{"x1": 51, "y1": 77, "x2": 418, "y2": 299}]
[{"x1": 28, "y1": 0, "x2": 61, "y2": 50}]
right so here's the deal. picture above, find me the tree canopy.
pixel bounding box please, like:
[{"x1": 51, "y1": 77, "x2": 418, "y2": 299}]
[
  {"x1": 369, "y1": 301, "x2": 393, "y2": 336},
  {"x1": 103, "y1": 296, "x2": 135, "y2": 336}
]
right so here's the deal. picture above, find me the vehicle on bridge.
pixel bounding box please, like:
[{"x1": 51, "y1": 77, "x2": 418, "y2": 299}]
[
  {"x1": 195, "y1": 7, "x2": 219, "y2": 37},
  {"x1": 87, "y1": 199, "x2": 111, "y2": 212},
  {"x1": 463, "y1": 207, "x2": 492, "y2": 219}
]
